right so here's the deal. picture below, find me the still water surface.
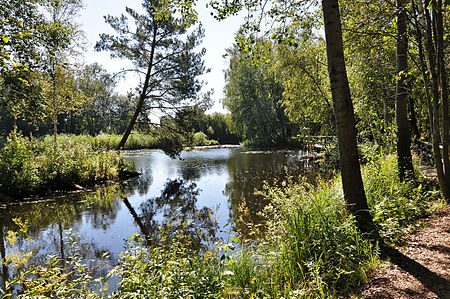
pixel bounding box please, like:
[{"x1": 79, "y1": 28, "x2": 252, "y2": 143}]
[{"x1": 0, "y1": 147, "x2": 317, "y2": 282}]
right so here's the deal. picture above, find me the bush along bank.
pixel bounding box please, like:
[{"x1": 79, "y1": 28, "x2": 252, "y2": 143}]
[
  {"x1": 0, "y1": 130, "x2": 134, "y2": 200},
  {"x1": 1, "y1": 152, "x2": 436, "y2": 298},
  {"x1": 35, "y1": 131, "x2": 221, "y2": 151}
]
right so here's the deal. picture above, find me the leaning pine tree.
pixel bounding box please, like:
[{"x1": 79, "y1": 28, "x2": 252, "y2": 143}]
[{"x1": 95, "y1": 0, "x2": 207, "y2": 155}]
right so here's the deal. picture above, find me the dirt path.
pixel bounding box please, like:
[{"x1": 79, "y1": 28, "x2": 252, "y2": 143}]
[{"x1": 358, "y1": 206, "x2": 450, "y2": 298}]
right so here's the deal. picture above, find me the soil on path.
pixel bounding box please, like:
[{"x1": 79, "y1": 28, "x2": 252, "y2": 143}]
[{"x1": 358, "y1": 206, "x2": 450, "y2": 298}]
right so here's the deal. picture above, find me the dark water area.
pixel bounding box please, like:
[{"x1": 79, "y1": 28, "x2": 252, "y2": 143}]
[{"x1": 0, "y1": 147, "x2": 320, "y2": 287}]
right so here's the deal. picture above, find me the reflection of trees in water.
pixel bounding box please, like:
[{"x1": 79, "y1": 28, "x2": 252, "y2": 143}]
[
  {"x1": 225, "y1": 150, "x2": 309, "y2": 237},
  {"x1": 0, "y1": 184, "x2": 123, "y2": 235},
  {"x1": 177, "y1": 157, "x2": 228, "y2": 181},
  {"x1": 0, "y1": 184, "x2": 124, "y2": 284},
  {"x1": 124, "y1": 169, "x2": 153, "y2": 195},
  {"x1": 123, "y1": 179, "x2": 219, "y2": 251}
]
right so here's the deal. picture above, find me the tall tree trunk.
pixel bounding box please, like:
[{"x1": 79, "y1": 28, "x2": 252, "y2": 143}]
[
  {"x1": 321, "y1": 0, "x2": 378, "y2": 238},
  {"x1": 434, "y1": 0, "x2": 450, "y2": 198},
  {"x1": 118, "y1": 24, "x2": 158, "y2": 150},
  {"x1": 396, "y1": 0, "x2": 414, "y2": 181},
  {"x1": 420, "y1": 1, "x2": 450, "y2": 200},
  {"x1": 409, "y1": 95, "x2": 420, "y2": 139}
]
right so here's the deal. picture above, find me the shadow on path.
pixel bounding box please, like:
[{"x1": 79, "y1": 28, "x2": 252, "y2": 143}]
[{"x1": 383, "y1": 246, "x2": 450, "y2": 298}]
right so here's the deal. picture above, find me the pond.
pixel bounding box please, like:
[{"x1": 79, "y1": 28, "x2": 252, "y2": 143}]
[{"x1": 0, "y1": 146, "x2": 320, "y2": 286}]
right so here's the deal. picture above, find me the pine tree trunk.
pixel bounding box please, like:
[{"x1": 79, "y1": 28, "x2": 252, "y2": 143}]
[
  {"x1": 396, "y1": 0, "x2": 414, "y2": 181},
  {"x1": 118, "y1": 25, "x2": 158, "y2": 150},
  {"x1": 321, "y1": 0, "x2": 378, "y2": 237}
]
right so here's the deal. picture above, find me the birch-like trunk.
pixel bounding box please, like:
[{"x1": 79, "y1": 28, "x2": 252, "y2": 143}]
[{"x1": 322, "y1": 0, "x2": 378, "y2": 237}]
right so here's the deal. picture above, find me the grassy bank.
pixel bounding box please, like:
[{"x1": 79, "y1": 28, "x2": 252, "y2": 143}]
[
  {"x1": 1, "y1": 151, "x2": 437, "y2": 298},
  {"x1": 0, "y1": 130, "x2": 133, "y2": 199},
  {"x1": 50, "y1": 131, "x2": 219, "y2": 151},
  {"x1": 0, "y1": 130, "x2": 221, "y2": 199}
]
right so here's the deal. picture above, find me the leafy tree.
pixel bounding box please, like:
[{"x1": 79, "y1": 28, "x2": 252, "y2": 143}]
[
  {"x1": 70, "y1": 63, "x2": 134, "y2": 135},
  {"x1": 273, "y1": 36, "x2": 334, "y2": 136},
  {"x1": 95, "y1": 0, "x2": 208, "y2": 152},
  {"x1": 0, "y1": 0, "x2": 45, "y2": 126},
  {"x1": 39, "y1": 0, "x2": 85, "y2": 141},
  {"x1": 224, "y1": 40, "x2": 291, "y2": 147}
]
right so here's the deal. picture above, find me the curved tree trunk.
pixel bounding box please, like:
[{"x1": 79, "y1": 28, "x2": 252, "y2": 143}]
[
  {"x1": 118, "y1": 23, "x2": 158, "y2": 150},
  {"x1": 321, "y1": 0, "x2": 378, "y2": 238}
]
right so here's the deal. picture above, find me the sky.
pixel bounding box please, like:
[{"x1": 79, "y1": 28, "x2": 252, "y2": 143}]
[{"x1": 78, "y1": 0, "x2": 245, "y2": 114}]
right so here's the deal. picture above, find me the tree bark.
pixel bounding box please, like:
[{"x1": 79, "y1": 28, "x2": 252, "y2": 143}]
[
  {"x1": 118, "y1": 23, "x2": 158, "y2": 150},
  {"x1": 420, "y1": 1, "x2": 450, "y2": 200},
  {"x1": 321, "y1": 0, "x2": 378, "y2": 238},
  {"x1": 434, "y1": 0, "x2": 450, "y2": 198},
  {"x1": 396, "y1": 0, "x2": 414, "y2": 181}
]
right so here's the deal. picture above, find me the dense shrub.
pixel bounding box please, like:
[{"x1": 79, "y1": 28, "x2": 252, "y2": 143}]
[
  {"x1": 362, "y1": 154, "x2": 432, "y2": 242},
  {"x1": 252, "y1": 179, "x2": 378, "y2": 297},
  {"x1": 192, "y1": 132, "x2": 219, "y2": 146},
  {"x1": 0, "y1": 130, "x2": 132, "y2": 198}
]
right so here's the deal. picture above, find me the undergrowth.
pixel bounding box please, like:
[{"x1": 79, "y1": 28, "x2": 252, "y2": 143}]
[
  {"x1": 0, "y1": 130, "x2": 132, "y2": 199},
  {"x1": 0, "y1": 147, "x2": 436, "y2": 298}
]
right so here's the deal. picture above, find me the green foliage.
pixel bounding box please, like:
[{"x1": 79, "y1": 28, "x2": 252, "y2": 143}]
[
  {"x1": 110, "y1": 237, "x2": 223, "y2": 298},
  {"x1": 0, "y1": 130, "x2": 132, "y2": 198},
  {"x1": 256, "y1": 178, "x2": 378, "y2": 297},
  {"x1": 0, "y1": 128, "x2": 40, "y2": 196},
  {"x1": 173, "y1": 106, "x2": 239, "y2": 145},
  {"x1": 2, "y1": 230, "x2": 110, "y2": 298},
  {"x1": 361, "y1": 154, "x2": 432, "y2": 242},
  {"x1": 0, "y1": 0, "x2": 45, "y2": 123},
  {"x1": 273, "y1": 38, "x2": 335, "y2": 136},
  {"x1": 72, "y1": 63, "x2": 134, "y2": 135},
  {"x1": 224, "y1": 39, "x2": 292, "y2": 147},
  {"x1": 192, "y1": 132, "x2": 219, "y2": 146}
]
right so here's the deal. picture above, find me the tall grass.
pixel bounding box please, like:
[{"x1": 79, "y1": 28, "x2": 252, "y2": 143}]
[
  {"x1": 40, "y1": 132, "x2": 160, "y2": 150},
  {"x1": 0, "y1": 130, "x2": 132, "y2": 199},
  {"x1": 244, "y1": 178, "x2": 378, "y2": 297},
  {"x1": 362, "y1": 154, "x2": 432, "y2": 242}
]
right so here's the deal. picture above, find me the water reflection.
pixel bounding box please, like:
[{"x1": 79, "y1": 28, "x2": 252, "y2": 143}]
[
  {"x1": 124, "y1": 179, "x2": 219, "y2": 250},
  {"x1": 225, "y1": 150, "x2": 311, "y2": 236},
  {"x1": 0, "y1": 147, "x2": 318, "y2": 287},
  {"x1": 0, "y1": 184, "x2": 124, "y2": 286}
]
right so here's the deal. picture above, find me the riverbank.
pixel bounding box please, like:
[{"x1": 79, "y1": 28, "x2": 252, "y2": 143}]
[
  {"x1": 1, "y1": 150, "x2": 440, "y2": 298},
  {"x1": 0, "y1": 130, "x2": 135, "y2": 201}
]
